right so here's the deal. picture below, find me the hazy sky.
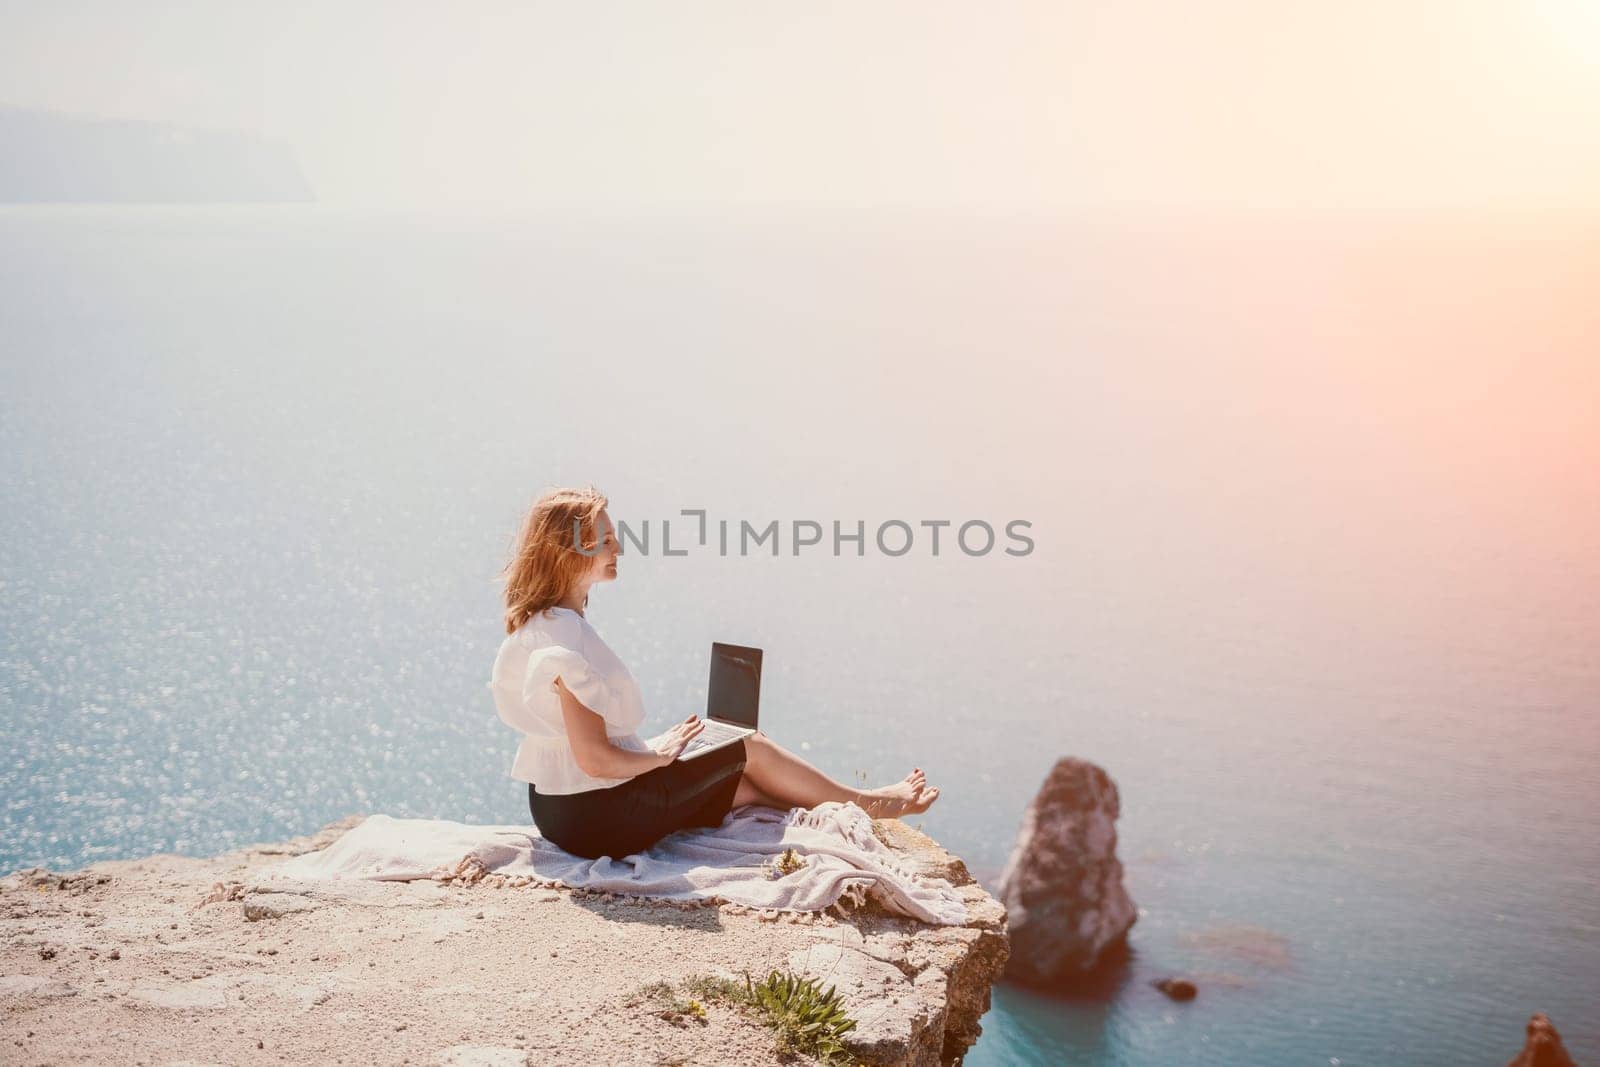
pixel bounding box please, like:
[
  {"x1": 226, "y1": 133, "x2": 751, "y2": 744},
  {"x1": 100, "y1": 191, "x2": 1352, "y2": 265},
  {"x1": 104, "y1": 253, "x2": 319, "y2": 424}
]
[{"x1": 2, "y1": 0, "x2": 1598, "y2": 213}]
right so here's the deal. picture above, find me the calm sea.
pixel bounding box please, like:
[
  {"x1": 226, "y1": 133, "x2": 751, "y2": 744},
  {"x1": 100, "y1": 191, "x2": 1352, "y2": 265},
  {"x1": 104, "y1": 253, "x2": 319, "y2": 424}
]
[{"x1": 1, "y1": 206, "x2": 1595, "y2": 1065}]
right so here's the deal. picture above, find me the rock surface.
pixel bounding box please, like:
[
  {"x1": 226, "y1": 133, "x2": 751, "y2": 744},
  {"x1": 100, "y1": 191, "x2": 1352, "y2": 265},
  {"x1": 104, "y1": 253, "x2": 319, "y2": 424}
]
[
  {"x1": 0, "y1": 813, "x2": 1006, "y2": 1066},
  {"x1": 994, "y1": 757, "x2": 1137, "y2": 985},
  {"x1": 1504, "y1": 1012, "x2": 1579, "y2": 1067}
]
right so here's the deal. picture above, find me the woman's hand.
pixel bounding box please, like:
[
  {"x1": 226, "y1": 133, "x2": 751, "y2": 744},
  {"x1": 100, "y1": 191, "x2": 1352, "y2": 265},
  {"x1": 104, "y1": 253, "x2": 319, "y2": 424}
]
[{"x1": 651, "y1": 715, "x2": 706, "y2": 765}]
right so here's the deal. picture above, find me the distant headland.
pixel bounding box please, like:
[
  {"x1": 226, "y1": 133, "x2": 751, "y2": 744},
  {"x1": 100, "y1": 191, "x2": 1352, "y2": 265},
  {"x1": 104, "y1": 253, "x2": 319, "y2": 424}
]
[{"x1": 0, "y1": 107, "x2": 314, "y2": 204}]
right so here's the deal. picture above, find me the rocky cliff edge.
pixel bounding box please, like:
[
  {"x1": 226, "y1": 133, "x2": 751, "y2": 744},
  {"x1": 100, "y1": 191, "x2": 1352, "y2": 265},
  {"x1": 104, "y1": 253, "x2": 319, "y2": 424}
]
[{"x1": 0, "y1": 814, "x2": 1007, "y2": 1066}]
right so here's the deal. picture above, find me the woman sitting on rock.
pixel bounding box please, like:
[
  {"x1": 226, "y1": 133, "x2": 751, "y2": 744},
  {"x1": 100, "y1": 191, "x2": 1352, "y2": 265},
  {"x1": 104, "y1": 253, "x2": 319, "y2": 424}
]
[{"x1": 489, "y1": 485, "x2": 939, "y2": 861}]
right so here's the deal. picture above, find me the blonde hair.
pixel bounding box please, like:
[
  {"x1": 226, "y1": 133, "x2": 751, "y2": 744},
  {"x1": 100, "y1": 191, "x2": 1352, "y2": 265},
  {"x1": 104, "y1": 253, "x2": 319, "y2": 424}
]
[{"x1": 500, "y1": 485, "x2": 609, "y2": 634}]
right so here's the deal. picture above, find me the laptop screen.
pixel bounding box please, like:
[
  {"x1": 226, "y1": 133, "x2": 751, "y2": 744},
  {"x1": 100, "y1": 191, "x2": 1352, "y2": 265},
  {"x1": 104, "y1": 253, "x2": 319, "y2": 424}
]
[{"x1": 708, "y1": 642, "x2": 762, "y2": 728}]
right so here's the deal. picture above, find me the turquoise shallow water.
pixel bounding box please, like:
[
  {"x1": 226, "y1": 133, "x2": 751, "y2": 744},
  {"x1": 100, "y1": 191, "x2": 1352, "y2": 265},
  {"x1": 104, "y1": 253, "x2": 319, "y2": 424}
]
[{"x1": 2, "y1": 207, "x2": 1596, "y2": 1065}]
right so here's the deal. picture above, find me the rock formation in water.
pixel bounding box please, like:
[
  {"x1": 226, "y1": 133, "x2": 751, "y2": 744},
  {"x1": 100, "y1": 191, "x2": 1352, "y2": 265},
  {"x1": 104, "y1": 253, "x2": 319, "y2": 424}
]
[
  {"x1": 1504, "y1": 1012, "x2": 1579, "y2": 1067},
  {"x1": 994, "y1": 756, "x2": 1138, "y2": 985},
  {"x1": 1152, "y1": 976, "x2": 1197, "y2": 1001},
  {"x1": 0, "y1": 814, "x2": 1006, "y2": 1066}
]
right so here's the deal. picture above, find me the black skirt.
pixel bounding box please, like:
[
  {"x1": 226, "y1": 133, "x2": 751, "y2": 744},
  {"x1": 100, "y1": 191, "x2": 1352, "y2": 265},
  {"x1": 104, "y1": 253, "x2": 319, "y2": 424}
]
[{"x1": 528, "y1": 738, "x2": 748, "y2": 860}]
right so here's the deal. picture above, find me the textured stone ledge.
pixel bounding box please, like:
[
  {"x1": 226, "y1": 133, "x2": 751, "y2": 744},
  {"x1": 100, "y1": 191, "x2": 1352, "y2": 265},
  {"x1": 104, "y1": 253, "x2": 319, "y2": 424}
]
[{"x1": 1, "y1": 814, "x2": 1007, "y2": 1066}]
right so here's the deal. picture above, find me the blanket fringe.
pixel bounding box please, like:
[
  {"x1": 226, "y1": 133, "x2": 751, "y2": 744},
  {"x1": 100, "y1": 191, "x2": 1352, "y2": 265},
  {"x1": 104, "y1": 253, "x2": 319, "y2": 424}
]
[
  {"x1": 427, "y1": 850, "x2": 856, "y2": 925},
  {"x1": 416, "y1": 802, "x2": 954, "y2": 924},
  {"x1": 784, "y1": 805, "x2": 942, "y2": 890}
]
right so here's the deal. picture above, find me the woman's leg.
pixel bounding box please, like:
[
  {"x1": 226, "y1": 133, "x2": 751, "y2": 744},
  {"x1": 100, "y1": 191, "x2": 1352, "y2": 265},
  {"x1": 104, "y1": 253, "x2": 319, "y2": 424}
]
[
  {"x1": 731, "y1": 773, "x2": 785, "y2": 810},
  {"x1": 737, "y1": 730, "x2": 939, "y2": 817}
]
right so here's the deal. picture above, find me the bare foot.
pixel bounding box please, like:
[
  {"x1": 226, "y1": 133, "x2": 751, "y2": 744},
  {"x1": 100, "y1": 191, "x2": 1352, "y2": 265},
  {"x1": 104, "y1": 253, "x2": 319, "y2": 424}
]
[{"x1": 858, "y1": 767, "x2": 940, "y2": 818}]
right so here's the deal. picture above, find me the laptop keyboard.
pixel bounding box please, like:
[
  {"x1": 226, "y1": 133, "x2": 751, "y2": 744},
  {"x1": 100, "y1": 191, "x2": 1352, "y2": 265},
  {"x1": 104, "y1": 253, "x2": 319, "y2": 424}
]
[{"x1": 680, "y1": 719, "x2": 750, "y2": 756}]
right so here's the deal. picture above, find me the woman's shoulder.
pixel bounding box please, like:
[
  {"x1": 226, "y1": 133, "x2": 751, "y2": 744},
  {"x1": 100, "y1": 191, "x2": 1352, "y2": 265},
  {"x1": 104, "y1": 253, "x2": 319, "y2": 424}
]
[{"x1": 521, "y1": 606, "x2": 590, "y2": 648}]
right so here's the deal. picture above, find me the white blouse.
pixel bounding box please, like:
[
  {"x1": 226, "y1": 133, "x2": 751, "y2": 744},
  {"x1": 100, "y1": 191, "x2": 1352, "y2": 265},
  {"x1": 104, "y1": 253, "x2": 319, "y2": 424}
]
[{"x1": 487, "y1": 606, "x2": 655, "y2": 795}]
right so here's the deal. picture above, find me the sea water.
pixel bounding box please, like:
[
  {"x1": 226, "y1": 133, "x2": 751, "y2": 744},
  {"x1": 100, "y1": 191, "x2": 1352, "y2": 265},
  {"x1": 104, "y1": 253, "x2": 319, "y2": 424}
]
[{"x1": 1, "y1": 206, "x2": 1595, "y2": 1065}]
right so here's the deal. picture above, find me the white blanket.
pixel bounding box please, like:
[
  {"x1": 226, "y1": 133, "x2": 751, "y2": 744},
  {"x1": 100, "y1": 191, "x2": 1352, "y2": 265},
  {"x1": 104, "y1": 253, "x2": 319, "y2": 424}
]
[{"x1": 257, "y1": 801, "x2": 968, "y2": 926}]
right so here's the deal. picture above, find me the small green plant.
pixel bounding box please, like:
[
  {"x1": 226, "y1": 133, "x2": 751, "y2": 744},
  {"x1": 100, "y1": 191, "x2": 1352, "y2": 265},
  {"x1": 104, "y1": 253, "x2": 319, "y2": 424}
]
[
  {"x1": 627, "y1": 979, "x2": 676, "y2": 1005},
  {"x1": 671, "y1": 970, "x2": 859, "y2": 1064},
  {"x1": 744, "y1": 968, "x2": 858, "y2": 1064},
  {"x1": 627, "y1": 979, "x2": 709, "y2": 1026},
  {"x1": 681, "y1": 974, "x2": 746, "y2": 1003}
]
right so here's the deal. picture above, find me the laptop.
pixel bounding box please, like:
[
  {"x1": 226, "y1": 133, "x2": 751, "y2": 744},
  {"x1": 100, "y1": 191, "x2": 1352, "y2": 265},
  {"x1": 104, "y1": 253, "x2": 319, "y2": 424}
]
[{"x1": 675, "y1": 641, "x2": 762, "y2": 760}]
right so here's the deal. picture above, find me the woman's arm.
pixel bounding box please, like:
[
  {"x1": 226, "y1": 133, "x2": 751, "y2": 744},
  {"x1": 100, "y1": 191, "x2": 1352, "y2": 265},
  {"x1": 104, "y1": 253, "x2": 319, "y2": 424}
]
[{"x1": 555, "y1": 677, "x2": 703, "y2": 779}]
